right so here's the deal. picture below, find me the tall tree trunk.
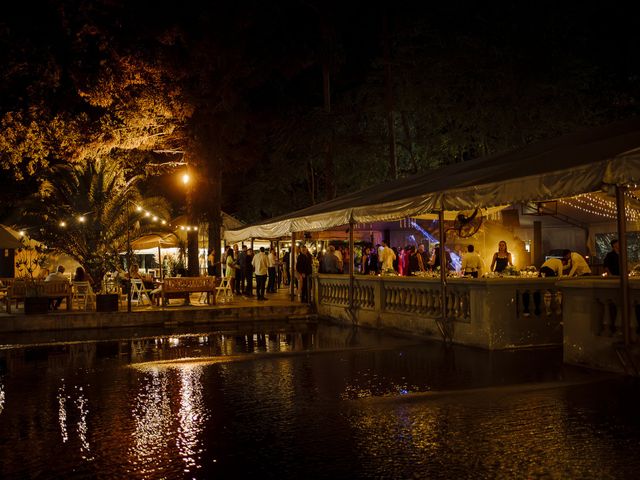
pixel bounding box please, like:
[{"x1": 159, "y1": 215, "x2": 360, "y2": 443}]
[
  {"x1": 187, "y1": 178, "x2": 199, "y2": 276},
  {"x1": 400, "y1": 111, "x2": 417, "y2": 173},
  {"x1": 308, "y1": 161, "x2": 316, "y2": 204},
  {"x1": 207, "y1": 166, "x2": 222, "y2": 277},
  {"x1": 382, "y1": 7, "x2": 398, "y2": 179},
  {"x1": 323, "y1": 62, "x2": 335, "y2": 200}
]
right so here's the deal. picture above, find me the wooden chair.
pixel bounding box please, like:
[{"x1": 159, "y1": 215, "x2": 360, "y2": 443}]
[
  {"x1": 215, "y1": 276, "x2": 234, "y2": 303},
  {"x1": 130, "y1": 278, "x2": 151, "y2": 305},
  {"x1": 72, "y1": 281, "x2": 95, "y2": 311}
]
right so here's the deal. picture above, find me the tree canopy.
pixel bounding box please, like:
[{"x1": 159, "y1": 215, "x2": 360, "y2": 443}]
[{"x1": 2, "y1": 0, "x2": 640, "y2": 230}]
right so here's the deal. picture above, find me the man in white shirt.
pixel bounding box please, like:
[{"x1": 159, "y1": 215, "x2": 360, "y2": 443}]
[
  {"x1": 540, "y1": 257, "x2": 565, "y2": 277},
  {"x1": 461, "y1": 245, "x2": 483, "y2": 278},
  {"x1": 45, "y1": 265, "x2": 69, "y2": 309},
  {"x1": 252, "y1": 247, "x2": 270, "y2": 300},
  {"x1": 45, "y1": 265, "x2": 67, "y2": 282},
  {"x1": 562, "y1": 249, "x2": 591, "y2": 276}
]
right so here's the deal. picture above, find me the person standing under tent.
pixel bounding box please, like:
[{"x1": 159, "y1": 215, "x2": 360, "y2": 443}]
[
  {"x1": 490, "y1": 240, "x2": 513, "y2": 273},
  {"x1": 244, "y1": 248, "x2": 254, "y2": 297},
  {"x1": 252, "y1": 247, "x2": 269, "y2": 300},
  {"x1": 296, "y1": 246, "x2": 313, "y2": 303},
  {"x1": 603, "y1": 239, "x2": 621, "y2": 276}
]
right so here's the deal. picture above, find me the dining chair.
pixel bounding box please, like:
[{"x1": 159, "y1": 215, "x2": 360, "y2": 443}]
[
  {"x1": 130, "y1": 278, "x2": 151, "y2": 305},
  {"x1": 72, "y1": 281, "x2": 95, "y2": 311}
]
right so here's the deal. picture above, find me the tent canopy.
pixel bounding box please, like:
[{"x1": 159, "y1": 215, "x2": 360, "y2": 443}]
[
  {"x1": 0, "y1": 224, "x2": 24, "y2": 249},
  {"x1": 225, "y1": 117, "x2": 640, "y2": 242},
  {"x1": 130, "y1": 233, "x2": 180, "y2": 250}
]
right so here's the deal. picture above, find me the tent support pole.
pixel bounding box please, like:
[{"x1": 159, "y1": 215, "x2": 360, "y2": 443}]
[
  {"x1": 439, "y1": 209, "x2": 448, "y2": 340},
  {"x1": 616, "y1": 185, "x2": 631, "y2": 346},
  {"x1": 290, "y1": 232, "x2": 296, "y2": 302},
  {"x1": 349, "y1": 221, "x2": 354, "y2": 310}
]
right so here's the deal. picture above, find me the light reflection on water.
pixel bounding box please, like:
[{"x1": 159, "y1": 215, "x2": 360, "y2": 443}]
[
  {"x1": 0, "y1": 322, "x2": 639, "y2": 479},
  {"x1": 0, "y1": 375, "x2": 4, "y2": 416}
]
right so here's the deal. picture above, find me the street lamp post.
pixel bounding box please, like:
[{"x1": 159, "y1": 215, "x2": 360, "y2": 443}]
[
  {"x1": 183, "y1": 167, "x2": 199, "y2": 277},
  {"x1": 126, "y1": 200, "x2": 132, "y2": 312}
]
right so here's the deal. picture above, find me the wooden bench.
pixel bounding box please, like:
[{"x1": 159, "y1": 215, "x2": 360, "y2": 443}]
[
  {"x1": 160, "y1": 276, "x2": 217, "y2": 306},
  {"x1": 5, "y1": 280, "x2": 72, "y2": 313}
]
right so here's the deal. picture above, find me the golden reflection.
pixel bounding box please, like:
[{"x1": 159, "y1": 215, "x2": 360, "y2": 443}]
[
  {"x1": 129, "y1": 368, "x2": 171, "y2": 477},
  {"x1": 58, "y1": 384, "x2": 68, "y2": 443},
  {"x1": 56, "y1": 382, "x2": 94, "y2": 460},
  {"x1": 129, "y1": 355, "x2": 254, "y2": 370},
  {"x1": 0, "y1": 376, "x2": 5, "y2": 416},
  {"x1": 177, "y1": 365, "x2": 207, "y2": 473},
  {"x1": 74, "y1": 386, "x2": 94, "y2": 461}
]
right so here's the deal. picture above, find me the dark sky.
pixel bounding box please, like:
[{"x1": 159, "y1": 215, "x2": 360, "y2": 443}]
[{"x1": 3, "y1": 1, "x2": 640, "y2": 221}]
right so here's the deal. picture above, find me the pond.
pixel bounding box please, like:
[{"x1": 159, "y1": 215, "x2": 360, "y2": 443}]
[{"x1": 0, "y1": 321, "x2": 639, "y2": 479}]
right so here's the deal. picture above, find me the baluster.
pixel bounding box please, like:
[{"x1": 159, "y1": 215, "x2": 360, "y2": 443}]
[
  {"x1": 543, "y1": 290, "x2": 552, "y2": 316},
  {"x1": 522, "y1": 290, "x2": 531, "y2": 317},
  {"x1": 417, "y1": 289, "x2": 425, "y2": 314},
  {"x1": 608, "y1": 300, "x2": 618, "y2": 336},
  {"x1": 428, "y1": 290, "x2": 436, "y2": 315},
  {"x1": 597, "y1": 298, "x2": 609, "y2": 336},
  {"x1": 554, "y1": 291, "x2": 563, "y2": 316},
  {"x1": 533, "y1": 290, "x2": 542, "y2": 316},
  {"x1": 454, "y1": 291, "x2": 461, "y2": 318},
  {"x1": 463, "y1": 292, "x2": 470, "y2": 319}
]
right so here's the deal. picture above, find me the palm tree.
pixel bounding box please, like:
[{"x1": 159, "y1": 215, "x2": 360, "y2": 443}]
[{"x1": 23, "y1": 159, "x2": 170, "y2": 290}]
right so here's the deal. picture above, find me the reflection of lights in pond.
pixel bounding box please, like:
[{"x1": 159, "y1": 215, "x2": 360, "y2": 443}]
[
  {"x1": 128, "y1": 362, "x2": 209, "y2": 475},
  {"x1": 56, "y1": 381, "x2": 94, "y2": 460},
  {"x1": 58, "y1": 383, "x2": 68, "y2": 443},
  {"x1": 0, "y1": 376, "x2": 4, "y2": 416},
  {"x1": 129, "y1": 355, "x2": 257, "y2": 371}
]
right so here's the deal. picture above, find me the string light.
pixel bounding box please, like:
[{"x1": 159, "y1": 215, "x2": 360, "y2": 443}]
[
  {"x1": 559, "y1": 193, "x2": 640, "y2": 221},
  {"x1": 56, "y1": 204, "x2": 198, "y2": 231}
]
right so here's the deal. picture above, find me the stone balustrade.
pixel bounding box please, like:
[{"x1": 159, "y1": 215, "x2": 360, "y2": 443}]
[
  {"x1": 562, "y1": 278, "x2": 640, "y2": 372},
  {"x1": 315, "y1": 274, "x2": 563, "y2": 349}
]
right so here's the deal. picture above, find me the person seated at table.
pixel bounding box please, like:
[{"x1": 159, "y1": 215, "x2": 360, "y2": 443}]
[
  {"x1": 45, "y1": 265, "x2": 69, "y2": 310},
  {"x1": 539, "y1": 257, "x2": 565, "y2": 277},
  {"x1": 562, "y1": 249, "x2": 591, "y2": 276},
  {"x1": 126, "y1": 264, "x2": 143, "y2": 280},
  {"x1": 74, "y1": 266, "x2": 94, "y2": 285}
]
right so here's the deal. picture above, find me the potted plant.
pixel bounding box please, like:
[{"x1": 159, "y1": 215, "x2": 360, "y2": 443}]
[{"x1": 15, "y1": 236, "x2": 50, "y2": 314}]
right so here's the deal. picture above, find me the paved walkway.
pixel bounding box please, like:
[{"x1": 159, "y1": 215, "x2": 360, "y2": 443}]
[{"x1": 0, "y1": 287, "x2": 313, "y2": 333}]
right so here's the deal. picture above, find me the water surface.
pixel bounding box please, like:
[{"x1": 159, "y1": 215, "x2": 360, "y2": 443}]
[{"x1": 0, "y1": 321, "x2": 638, "y2": 479}]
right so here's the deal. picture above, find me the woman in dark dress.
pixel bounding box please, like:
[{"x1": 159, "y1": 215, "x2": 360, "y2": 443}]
[{"x1": 490, "y1": 240, "x2": 513, "y2": 273}]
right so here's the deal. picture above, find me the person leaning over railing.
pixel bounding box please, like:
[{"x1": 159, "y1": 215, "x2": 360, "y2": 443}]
[{"x1": 562, "y1": 249, "x2": 592, "y2": 276}]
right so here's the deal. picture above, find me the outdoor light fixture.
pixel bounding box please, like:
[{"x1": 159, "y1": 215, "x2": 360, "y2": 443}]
[
  {"x1": 59, "y1": 221, "x2": 66, "y2": 227},
  {"x1": 161, "y1": 220, "x2": 167, "y2": 225},
  {"x1": 19, "y1": 230, "x2": 24, "y2": 236},
  {"x1": 152, "y1": 216, "x2": 158, "y2": 221},
  {"x1": 136, "y1": 206, "x2": 142, "y2": 212},
  {"x1": 78, "y1": 216, "x2": 85, "y2": 223},
  {"x1": 144, "y1": 211, "x2": 150, "y2": 217},
  {"x1": 182, "y1": 173, "x2": 190, "y2": 185}
]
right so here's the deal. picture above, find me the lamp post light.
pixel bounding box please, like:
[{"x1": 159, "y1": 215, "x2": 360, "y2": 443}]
[
  {"x1": 126, "y1": 200, "x2": 133, "y2": 312},
  {"x1": 182, "y1": 166, "x2": 200, "y2": 277}
]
